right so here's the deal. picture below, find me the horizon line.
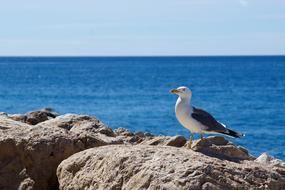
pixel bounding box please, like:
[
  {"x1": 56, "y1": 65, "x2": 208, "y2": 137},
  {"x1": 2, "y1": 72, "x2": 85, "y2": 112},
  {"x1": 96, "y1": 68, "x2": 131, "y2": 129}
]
[{"x1": 0, "y1": 54, "x2": 285, "y2": 58}]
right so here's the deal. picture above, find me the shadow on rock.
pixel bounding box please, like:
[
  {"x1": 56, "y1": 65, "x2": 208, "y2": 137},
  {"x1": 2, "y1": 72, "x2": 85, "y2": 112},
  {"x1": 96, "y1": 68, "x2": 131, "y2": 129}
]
[{"x1": 191, "y1": 136, "x2": 255, "y2": 162}]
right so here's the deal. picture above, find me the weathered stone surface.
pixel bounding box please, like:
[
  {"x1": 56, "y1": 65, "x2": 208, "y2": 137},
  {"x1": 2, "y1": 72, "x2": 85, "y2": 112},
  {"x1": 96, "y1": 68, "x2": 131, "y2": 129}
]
[
  {"x1": 7, "y1": 113, "x2": 27, "y2": 123},
  {"x1": 8, "y1": 108, "x2": 58, "y2": 125},
  {"x1": 255, "y1": 153, "x2": 285, "y2": 177},
  {"x1": 57, "y1": 145, "x2": 285, "y2": 190},
  {"x1": 115, "y1": 128, "x2": 151, "y2": 144},
  {"x1": 1, "y1": 109, "x2": 285, "y2": 190},
  {"x1": 0, "y1": 113, "x2": 122, "y2": 190},
  {"x1": 115, "y1": 128, "x2": 186, "y2": 147},
  {"x1": 115, "y1": 127, "x2": 134, "y2": 136},
  {"x1": 0, "y1": 114, "x2": 31, "y2": 129},
  {"x1": 256, "y1": 153, "x2": 284, "y2": 167},
  {"x1": 37, "y1": 114, "x2": 122, "y2": 147},
  {"x1": 191, "y1": 136, "x2": 255, "y2": 161},
  {"x1": 141, "y1": 135, "x2": 187, "y2": 147}
]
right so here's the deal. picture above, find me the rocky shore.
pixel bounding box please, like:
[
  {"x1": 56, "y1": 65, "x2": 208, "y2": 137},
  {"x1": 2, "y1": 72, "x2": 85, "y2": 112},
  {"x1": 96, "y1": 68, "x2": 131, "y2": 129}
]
[{"x1": 0, "y1": 109, "x2": 284, "y2": 190}]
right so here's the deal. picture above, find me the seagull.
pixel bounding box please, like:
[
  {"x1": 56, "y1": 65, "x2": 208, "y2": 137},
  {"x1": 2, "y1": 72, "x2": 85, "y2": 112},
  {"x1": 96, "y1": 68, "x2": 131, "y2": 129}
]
[{"x1": 170, "y1": 86, "x2": 243, "y2": 148}]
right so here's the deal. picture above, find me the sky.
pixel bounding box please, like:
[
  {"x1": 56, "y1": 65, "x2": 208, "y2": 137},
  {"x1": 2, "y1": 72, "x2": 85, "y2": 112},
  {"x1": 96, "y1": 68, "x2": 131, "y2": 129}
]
[{"x1": 0, "y1": 0, "x2": 284, "y2": 56}]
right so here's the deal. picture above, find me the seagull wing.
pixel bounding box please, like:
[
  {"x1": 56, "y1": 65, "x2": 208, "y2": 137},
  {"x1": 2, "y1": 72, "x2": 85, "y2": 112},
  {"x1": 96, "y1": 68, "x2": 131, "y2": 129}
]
[{"x1": 191, "y1": 107, "x2": 227, "y2": 133}]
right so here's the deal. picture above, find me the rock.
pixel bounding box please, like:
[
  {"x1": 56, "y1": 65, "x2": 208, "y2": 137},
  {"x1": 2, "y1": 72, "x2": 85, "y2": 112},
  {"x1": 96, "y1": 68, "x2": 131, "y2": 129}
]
[
  {"x1": 25, "y1": 108, "x2": 59, "y2": 125},
  {"x1": 255, "y1": 153, "x2": 285, "y2": 177},
  {"x1": 9, "y1": 108, "x2": 59, "y2": 125},
  {"x1": 115, "y1": 127, "x2": 134, "y2": 136},
  {"x1": 0, "y1": 112, "x2": 7, "y2": 116},
  {"x1": 0, "y1": 123, "x2": 80, "y2": 190},
  {"x1": 141, "y1": 135, "x2": 187, "y2": 147},
  {"x1": 115, "y1": 128, "x2": 151, "y2": 144},
  {"x1": 191, "y1": 136, "x2": 255, "y2": 161},
  {"x1": 0, "y1": 113, "x2": 122, "y2": 190},
  {"x1": 134, "y1": 131, "x2": 145, "y2": 137},
  {"x1": 2, "y1": 109, "x2": 285, "y2": 190},
  {"x1": 0, "y1": 114, "x2": 31, "y2": 129},
  {"x1": 255, "y1": 153, "x2": 284, "y2": 167},
  {"x1": 37, "y1": 114, "x2": 122, "y2": 147},
  {"x1": 57, "y1": 145, "x2": 285, "y2": 190},
  {"x1": 8, "y1": 113, "x2": 27, "y2": 122},
  {"x1": 115, "y1": 128, "x2": 186, "y2": 147}
]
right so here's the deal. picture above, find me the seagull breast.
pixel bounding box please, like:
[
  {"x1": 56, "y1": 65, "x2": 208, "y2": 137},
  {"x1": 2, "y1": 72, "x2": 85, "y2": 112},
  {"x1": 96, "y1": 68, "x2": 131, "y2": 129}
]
[{"x1": 175, "y1": 97, "x2": 204, "y2": 133}]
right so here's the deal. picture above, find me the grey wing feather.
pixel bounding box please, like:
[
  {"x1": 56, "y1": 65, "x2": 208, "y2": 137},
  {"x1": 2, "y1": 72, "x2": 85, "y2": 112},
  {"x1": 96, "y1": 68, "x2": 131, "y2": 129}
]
[{"x1": 191, "y1": 107, "x2": 227, "y2": 133}]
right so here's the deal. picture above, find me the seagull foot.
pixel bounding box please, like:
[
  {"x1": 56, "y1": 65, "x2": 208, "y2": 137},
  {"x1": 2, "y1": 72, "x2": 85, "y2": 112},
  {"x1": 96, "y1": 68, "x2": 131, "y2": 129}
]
[
  {"x1": 187, "y1": 141, "x2": 192, "y2": 149},
  {"x1": 187, "y1": 133, "x2": 194, "y2": 149},
  {"x1": 187, "y1": 139, "x2": 192, "y2": 149}
]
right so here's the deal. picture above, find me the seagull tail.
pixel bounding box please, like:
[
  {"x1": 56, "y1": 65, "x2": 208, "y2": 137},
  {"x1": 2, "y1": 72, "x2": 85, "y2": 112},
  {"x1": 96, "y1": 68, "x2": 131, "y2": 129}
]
[{"x1": 221, "y1": 129, "x2": 244, "y2": 138}]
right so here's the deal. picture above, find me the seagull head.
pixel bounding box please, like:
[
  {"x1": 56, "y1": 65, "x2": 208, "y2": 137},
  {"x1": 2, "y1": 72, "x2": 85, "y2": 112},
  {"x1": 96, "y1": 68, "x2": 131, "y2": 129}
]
[{"x1": 170, "y1": 86, "x2": 192, "y2": 99}]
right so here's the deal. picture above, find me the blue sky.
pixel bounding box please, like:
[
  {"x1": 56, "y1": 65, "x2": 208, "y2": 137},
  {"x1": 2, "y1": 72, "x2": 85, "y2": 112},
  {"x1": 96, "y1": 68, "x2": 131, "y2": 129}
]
[{"x1": 0, "y1": 0, "x2": 284, "y2": 56}]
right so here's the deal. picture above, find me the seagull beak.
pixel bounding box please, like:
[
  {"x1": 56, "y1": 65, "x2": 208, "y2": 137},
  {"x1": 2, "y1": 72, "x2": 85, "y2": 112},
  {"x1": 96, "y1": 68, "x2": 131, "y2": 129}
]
[{"x1": 170, "y1": 89, "x2": 179, "y2": 94}]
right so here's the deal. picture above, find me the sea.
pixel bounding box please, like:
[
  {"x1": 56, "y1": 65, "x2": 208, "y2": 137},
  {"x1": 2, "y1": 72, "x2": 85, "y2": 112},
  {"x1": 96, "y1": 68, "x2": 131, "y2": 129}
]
[{"x1": 0, "y1": 56, "x2": 284, "y2": 160}]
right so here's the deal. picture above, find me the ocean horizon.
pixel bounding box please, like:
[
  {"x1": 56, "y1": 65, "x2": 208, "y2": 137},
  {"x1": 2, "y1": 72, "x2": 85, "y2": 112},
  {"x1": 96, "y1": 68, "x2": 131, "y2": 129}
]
[{"x1": 1, "y1": 56, "x2": 284, "y2": 160}]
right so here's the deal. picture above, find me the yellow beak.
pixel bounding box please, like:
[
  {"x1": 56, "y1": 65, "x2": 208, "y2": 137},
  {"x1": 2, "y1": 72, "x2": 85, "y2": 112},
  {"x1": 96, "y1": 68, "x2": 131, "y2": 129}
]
[{"x1": 170, "y1": 89, "x2": 179, "y2": 94}]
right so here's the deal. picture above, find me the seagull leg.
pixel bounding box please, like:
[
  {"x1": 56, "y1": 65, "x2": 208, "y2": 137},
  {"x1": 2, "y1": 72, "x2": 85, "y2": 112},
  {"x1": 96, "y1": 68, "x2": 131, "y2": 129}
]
[{"x1": 188, "y1": 133, "x2": 194, "y2": 149}]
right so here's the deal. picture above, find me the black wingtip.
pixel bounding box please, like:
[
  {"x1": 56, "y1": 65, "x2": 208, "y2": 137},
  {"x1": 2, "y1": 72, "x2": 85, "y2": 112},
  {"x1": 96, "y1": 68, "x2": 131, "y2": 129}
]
[{"x1": 222, "y1": 129, "x2": 244, "y2": 138}]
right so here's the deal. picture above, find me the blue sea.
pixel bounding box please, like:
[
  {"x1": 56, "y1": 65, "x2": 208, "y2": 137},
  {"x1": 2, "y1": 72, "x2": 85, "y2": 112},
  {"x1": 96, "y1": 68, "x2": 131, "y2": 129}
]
[{"x1": 0, "y1": 56, "x2": 284, "y2": 160}]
